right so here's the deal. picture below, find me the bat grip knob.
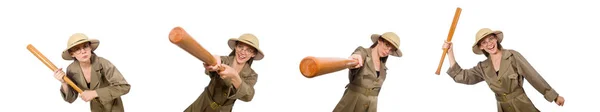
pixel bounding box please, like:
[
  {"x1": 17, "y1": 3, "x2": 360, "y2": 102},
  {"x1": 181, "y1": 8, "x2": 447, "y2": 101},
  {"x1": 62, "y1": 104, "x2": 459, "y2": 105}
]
[{"x1": 217, "y1": 66, "x2": 226, "y2": 72}]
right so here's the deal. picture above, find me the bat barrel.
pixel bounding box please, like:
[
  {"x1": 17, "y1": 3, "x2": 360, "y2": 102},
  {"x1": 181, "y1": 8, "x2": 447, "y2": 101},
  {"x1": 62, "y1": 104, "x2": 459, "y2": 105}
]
[
  {"x1": 446, "y1": 7, "x2": 462, "y2": 40},
  {"x1": 169, "y1": 27, "x2": 186, "y2": 44},
  {"x1": 168, "y1": 26, "x2": 218, "y2": 66},
  {"x1": 27, "y1": 44, "x2": 58, "y2": 71},
  {"x1": 299, "y1": 56, "x2": 357, "y2": 78},
  {"x1": 299, "y1": 56, "x2": 319, "y2": 78},
  {"x1": 27, "y1": 44, "x2": 84, "y2": 93}
]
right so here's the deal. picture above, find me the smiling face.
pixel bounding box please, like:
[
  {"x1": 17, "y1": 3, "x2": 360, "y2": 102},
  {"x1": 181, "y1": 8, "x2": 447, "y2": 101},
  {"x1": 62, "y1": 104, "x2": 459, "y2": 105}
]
[
  {"x1": 234, "y1": 42, "x2": 257, "y2": 64},
  {"x1": 375, "y1": 38, "x2": 396, "y2": 57},
  {"x1": 69, "y1": 42, "x2": 93, "y2": 63},
  {"x1": 478, "y1": 34, "x2": 501, "y2": 55}
]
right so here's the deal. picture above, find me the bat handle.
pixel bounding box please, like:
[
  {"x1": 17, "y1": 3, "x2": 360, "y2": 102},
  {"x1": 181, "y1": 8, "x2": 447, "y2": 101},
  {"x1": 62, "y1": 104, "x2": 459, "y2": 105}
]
[
  {"x1": 27, "y1": 44, "x2": 84, "y2": 93},
  {"x1": 63, "y1": 76, "x2": 84, "y2": 93},
  {"x1": 435, "y1": 48, "x2": 449, "y2": 75},
  {"x1": 217, "y1": 66, "x2": 226, "y2": 72},
  {"x1": 346, "y1": 59, "x2": 359, "y2": 68}
]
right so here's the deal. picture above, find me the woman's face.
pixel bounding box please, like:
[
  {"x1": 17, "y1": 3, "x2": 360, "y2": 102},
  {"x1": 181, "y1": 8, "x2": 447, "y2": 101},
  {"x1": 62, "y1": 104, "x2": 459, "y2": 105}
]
[
  {"x1": 478, "y1": 35, "x2": 500, "y2": 54},
  {"x1": 69, "y1": 42, "x2": 92, "y2": 62},
  {"x1": 376, "y1": 39, "x2": 395, "y2": 57},
  {"x1": 234, "y1": 42, "x2": 257, "y2": 64}
]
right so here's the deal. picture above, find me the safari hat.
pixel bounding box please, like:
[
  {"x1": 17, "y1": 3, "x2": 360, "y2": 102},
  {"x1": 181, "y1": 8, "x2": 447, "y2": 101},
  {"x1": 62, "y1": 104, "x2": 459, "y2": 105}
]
[
  {"x1": 227, "y1": 33, "x2": 264, "y2": 60},
  {"x1": 62, "y1": 33, "x2": 99, "y2": 60},
  {"x1": 370, "y1": 32, "x2": 402, "y2": 57},
  {"x1": 472, "y1": 28, "x2": 503, "y2": 54}
]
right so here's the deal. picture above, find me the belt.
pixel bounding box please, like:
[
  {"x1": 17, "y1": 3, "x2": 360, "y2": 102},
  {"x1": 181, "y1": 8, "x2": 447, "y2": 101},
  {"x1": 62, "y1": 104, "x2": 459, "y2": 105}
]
[
  {"x1": 347, "y1": 84, "x2": 381, "y2": 96},
  {"x1": 495, "y1": 90, "x2": 525, "y2": 102},
  {"x1": 205, "y1": 87, "x2": 235, "y2": 110}
]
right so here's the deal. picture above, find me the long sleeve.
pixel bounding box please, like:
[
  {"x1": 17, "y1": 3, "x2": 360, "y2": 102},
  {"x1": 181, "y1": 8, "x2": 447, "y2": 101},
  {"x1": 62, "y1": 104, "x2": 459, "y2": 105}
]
[
  {"x1": 446, "y1": 62, "x2": 485, "y2": 85},
  {"x1": 60, "y1": 72, "x2": 78, "y2": 103},
  {"x1": 348, "y1": 46, "x2": 367, "y2": 81},
  {"x1": 226, "y1": 71, "x2": 258, "y2": 102},
  {"x1": 206, "y1": 71, "x2": 218, "y2": 78},
  {"x1": 95, "y1": 60, "x2": 131, "y2": 103},
  {"x1": 512, "y1": 51, "x2": 558, "y2": 102}
]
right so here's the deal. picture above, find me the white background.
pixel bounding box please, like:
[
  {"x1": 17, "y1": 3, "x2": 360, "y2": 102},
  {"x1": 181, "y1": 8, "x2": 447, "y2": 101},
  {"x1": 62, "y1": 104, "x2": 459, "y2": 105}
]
[{"x1": 1, "y1": 0, "x2": 598, "y2": 112}]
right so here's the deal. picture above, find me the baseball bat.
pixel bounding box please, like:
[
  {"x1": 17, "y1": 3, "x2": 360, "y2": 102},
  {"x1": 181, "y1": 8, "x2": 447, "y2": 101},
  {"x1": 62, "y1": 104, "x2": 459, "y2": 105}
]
[
  {"x1": 27, "y1": 44, "x2": 84, "y2": 93},
  {"x1": 299, "y1": 56, "x2": 358, "y2": 78},
  {"x1": 435, "y1": 7, "x2": 462, "y2": 75},
  {"x1": 169, "y1": 26, "x2": 225, "y2": 72}
]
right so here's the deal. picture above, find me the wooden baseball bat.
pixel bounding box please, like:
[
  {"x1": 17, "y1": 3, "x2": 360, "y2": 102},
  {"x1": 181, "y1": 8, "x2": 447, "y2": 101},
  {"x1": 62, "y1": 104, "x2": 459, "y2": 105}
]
[
  {"x1": 26, "y1": 44, "x2": 84, "y2": 93},
  {"x1": 169, "y1": 26, "x2": 225, "y2": 72},
  {"x1": 299, "y1": 56, "x2": 358, "y2": 78},
  {"x1": 435, "y1": 7, "x2": 462, "y2": 75}
]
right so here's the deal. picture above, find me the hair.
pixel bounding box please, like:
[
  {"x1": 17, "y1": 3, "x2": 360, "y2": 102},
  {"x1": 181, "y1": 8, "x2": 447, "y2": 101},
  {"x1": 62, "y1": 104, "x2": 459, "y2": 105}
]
[
  {"x1": 478, "y1": 34, "x2": 503, "y2": 57},
  {"x1": 229, "y1": 41, "x2": 258, "y2": 66},
  {"x1": 369, "y1": 37, "x2": 389, "y2": 63},
  {"x1": 369, "y1": 37, "x2": 385, "y2": 48}
]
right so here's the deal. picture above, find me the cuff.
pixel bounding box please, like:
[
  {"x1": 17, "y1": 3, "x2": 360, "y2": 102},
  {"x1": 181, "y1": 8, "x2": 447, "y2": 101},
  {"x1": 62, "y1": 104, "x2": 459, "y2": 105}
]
[
  {"x1": 227, "y1": 80, "x2": 248, "y2": 99},
  {"x1": 446, "y1": 62, "x2": 462, "y2": 77},
  {"x1": 544, "y1": 89, "x2": 559, "y2": 102},
  {"x1": 95, "y1": 87, "x2": 111, "y2": 103}
]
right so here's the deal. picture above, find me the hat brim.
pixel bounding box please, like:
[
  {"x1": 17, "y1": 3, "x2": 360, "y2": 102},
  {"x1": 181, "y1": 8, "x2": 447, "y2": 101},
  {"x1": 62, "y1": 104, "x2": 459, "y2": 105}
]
[
  {"x1": 228, "y1": 39, "x2": 264, "y2": 60},
  {"x1": 472, "y1": 31, "x2": 503, "y2": 54},
  {"x1": 62, "y1": 39, "x2": 99, "y2": 60},
  {"x1": 370, "y1": 34, "x2": 402, "y2": 57}
]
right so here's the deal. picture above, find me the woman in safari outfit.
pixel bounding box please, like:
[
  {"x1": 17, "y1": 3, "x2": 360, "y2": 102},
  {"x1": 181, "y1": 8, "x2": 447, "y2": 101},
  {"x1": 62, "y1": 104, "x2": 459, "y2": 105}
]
[
  {"x1": 442, "y1": 28, "x2": 565, "y2": 112},
  {"x1": 333, "y1": 32, "x2": 402, "y2": 112},
  {"x1": 184, "y1": 34, "x2": 264, "y2": 112},
  {"x1": 53, "y1": 33, "x2": 131, "y2": 112}
]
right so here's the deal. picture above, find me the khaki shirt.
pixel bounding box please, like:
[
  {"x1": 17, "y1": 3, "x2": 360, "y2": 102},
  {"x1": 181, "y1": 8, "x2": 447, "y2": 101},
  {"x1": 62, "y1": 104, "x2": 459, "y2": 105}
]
[
  {"x1": 61, "y1": 54, "x2": 131, "y2": 112},
  {"x1": 447, "y1": 49, "x2": 559, "y2": 112},
  {"x1": 185, "y1": 56, "x2": 258, "y2": 112},
  {"x1": 334, "y1": 46, "x2": 388, "y2": 112}
]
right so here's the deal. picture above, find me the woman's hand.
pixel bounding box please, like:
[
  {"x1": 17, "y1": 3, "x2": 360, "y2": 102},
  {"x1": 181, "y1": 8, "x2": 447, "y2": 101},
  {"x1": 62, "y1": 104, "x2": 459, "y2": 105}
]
[
  {"x1": 442, "y1": 41, "x2": 453, "y2": 53},
  {"x1": 555, "y1": 96, "x2": 565, "y2": 106},
  {"x1": 80, "y1": 90, "x2": 98, "y2": 102},
  {"x1": 53, "y1": 68, "x2": 66, "y2": 83},
  {"x1": 203, "y1": 55, "x2": 222, "y2": 72},
  {"x1": 348, "y1": 54, "x2": 363, "y2": 69}
]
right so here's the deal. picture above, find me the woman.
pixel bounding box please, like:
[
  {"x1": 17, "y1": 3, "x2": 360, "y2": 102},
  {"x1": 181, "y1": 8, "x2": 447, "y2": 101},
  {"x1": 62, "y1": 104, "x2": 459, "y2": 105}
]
[
  {"x1": 53, "y1": 33, "x2": 131, "y2": 112},
  {"x1": 333, "y1": 32, "x2": 402, "y2": 112},
  {"x1": 184, "y1": 33, "x2": 263, "y2": 112},
  {"x1": 442, "y1": 28, "x2": 565, "y2": 112}
]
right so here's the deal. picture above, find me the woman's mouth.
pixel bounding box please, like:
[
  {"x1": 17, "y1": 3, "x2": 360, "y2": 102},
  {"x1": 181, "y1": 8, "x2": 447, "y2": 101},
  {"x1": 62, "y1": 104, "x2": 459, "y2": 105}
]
[
  {"x1": 486, "y1": 44, "x2": 496, "y2": 51},
  {"x1": 238, "y1": 55, "x2": 246, "y2": 60},
  {"x1": 382, "y1": 51, "x2": 389, "y2": 56}
]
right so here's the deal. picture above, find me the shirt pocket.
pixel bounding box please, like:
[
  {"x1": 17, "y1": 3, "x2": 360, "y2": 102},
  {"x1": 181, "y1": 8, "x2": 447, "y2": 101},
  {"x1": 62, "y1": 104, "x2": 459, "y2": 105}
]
[{"x1": 507, "y1": 73, "x2": 519, "y2": 92}]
